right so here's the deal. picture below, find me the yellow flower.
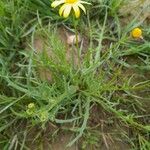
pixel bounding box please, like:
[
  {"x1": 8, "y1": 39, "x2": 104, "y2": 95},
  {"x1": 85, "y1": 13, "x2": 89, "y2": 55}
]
[
  {"x1": 26, "y1": 109, "x2": 34, "y2": 115},
  {"x1": 39, "y1": 111, "x2": 49, "y2": 122},
  {"x1": 51, "y1": 0, "x2": 90, "y2": 18},
  {"x1": 27, "y1": 103, "x2": 35, "y2": 109},
  {"x1": 26, "y1": 103, "x2": 35, "y2": 115},
  {"x1": 131, "y1": 28, "x2": 142, "y2": 38}
]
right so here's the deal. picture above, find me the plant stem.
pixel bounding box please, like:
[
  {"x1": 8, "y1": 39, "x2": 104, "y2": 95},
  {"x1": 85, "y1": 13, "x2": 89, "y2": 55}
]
[{"x1": 73, "y1": 18, "x2": 81, "y2": 68}]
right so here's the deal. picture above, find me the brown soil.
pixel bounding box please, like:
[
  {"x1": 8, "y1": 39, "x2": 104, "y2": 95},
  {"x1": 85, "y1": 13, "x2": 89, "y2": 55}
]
[
  {"x1": 119, "y1": 0, "x2": 150, "y2": 26},
  {"x1": 24, "y1": 105, "x2": 131, "y2": 150}
]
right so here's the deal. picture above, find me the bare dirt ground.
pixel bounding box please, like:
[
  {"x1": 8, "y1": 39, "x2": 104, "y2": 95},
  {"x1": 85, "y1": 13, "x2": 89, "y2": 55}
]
[{"x1": 26, "y1": 105, "x2": 131, "y2": 150}]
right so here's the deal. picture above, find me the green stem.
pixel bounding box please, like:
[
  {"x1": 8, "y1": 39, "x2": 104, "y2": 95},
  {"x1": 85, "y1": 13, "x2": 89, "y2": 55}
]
[
  {"x1": 74, "y1": 24, "x2": 79, "y2": 48},
  {"x1": 73, "y1": 17, "x2": 80, "y2": 68}
]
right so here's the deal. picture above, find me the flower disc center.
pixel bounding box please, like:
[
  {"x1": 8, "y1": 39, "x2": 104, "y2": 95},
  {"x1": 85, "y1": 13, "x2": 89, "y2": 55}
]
[{"x1": 66, "y1": 0, "x2": 77, "y2": 3}]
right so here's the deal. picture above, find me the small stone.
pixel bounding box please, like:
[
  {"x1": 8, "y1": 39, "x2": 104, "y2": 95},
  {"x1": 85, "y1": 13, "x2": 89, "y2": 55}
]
[{"x1": 67, "y1": 34, "x2": 81, "y2": 45}]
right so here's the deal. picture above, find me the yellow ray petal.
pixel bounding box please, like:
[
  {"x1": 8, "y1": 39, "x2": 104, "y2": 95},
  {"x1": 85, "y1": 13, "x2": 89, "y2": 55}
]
[
  {"x1": 73, "y1": 5, "x2": 80, "y2": 18},
  {"x1": 59, "y1": 3, "x2": 68, "y2": 16},
  {"x1": 78, "y1": 3, "x2": 86, "y2": 13},
  {"x1": 51, "y1": 0, "x2": 64, "y2": 8},
  {"x1": 63, "y1": 5, "x2": 72, "y2": 18}
]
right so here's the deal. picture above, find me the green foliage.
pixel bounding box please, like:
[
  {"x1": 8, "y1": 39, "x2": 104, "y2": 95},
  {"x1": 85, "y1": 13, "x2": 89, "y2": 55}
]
[{"x1": 0, "y1": 0, "x2": 150, "y2": 149}]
